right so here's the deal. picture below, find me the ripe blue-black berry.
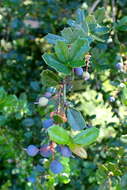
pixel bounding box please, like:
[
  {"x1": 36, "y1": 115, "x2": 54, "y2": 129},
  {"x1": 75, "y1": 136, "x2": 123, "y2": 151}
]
[
  {"x1": 56, "y1": 145, "x2": 61, "y2": 152},
  {"x1": 40, "y1": 144, "x2": 52, "y2": 157},
  {"x1": 42, "y1": 119, "x2": 54, "y2": 129},
  {"x1": 61, "y1": 146, "x2": 72, "y2": 157},
  {"x1": 26, "y1": 145, "x2": 39, "y2": 157},
  {"x1": 50, "y1": 160, "x2": 63, "y2": 174},
  {"x1": 74, "y1": 67, "x2": 83, "y2": 76}
]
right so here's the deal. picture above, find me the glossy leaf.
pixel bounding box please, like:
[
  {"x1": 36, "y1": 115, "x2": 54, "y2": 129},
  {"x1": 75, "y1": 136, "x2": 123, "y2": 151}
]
[
  {"x1": 73, "y1": 127, "x2": 99, "y2": 146},
  {"x1": 48, "y1": 125, "x2": 71, "y2": 145}
]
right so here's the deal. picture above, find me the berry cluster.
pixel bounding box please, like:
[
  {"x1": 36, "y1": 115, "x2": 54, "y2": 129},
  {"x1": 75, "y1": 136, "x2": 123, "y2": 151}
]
[{"x1": 26, "y1": 143, "x2": 72, "y2": 174}]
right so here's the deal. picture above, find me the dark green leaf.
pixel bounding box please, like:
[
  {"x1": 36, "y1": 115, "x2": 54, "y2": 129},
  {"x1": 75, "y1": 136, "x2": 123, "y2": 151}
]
[
  {"x1": 67, "y1": 19, "x2": 77, "y2": 27},
  {"x1": 70, "y1": 38, "x2": 90, "y2": 61},
  {"x1": 42, "y1": 53, "x2": 71, "y2": 75},
  {"x1": 67, "y1": 108, "x2": 86, "y2": 131},
  {"x1": 61, "y1": 27, "x2": 74, "y2": 43},
  {"x1": 121, "y1": 174, "x2": 127, "y2": 188},
  {"x1": 41, "y1": 70, "x2": 61, "y2": 87},
  {"x1": 67, "y1": 60, "x2": 85, "y2": 68},
  {"x1": 30, "y1": 81, "x2": 40, "y2": 91},
  {"x1": 44, "y1": 33, "x2": 66, "y2": 44},
  {"x1": 55, "y1": 41, "x2": 69, "y2": 62},
  {"x1": 86, "y1": 15, "x2": 97, "y2": 32},
  {"x1": 76, "y1": 9, "x2": 85, "y2": 24},
  {"x1": 0, "y1": 115, "x2": 7, "y2": 126},
  {"x1": 91, "y1": 34, "x2": 105, "y2": 42},
  {"x1": 105, "y1": 162, "x2": 122, "y2": 176},
  {"x1": 94, "y1": 27, "x2": 109, "y2": 35},
  {"x1": 94, "y1": 8, "x2": 105, "y2": 23},
  {"x1": 82, "y1": 20, "x2": 89, "y2": 34},
  {"x1": 96, "y1": 165, "x2": 109, "y2": 184},
  {"x1": 22, "y1": 118, "x2": 34, "y2": 127}
]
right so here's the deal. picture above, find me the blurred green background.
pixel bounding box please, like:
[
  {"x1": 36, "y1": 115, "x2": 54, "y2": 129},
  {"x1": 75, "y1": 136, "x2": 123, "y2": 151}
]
[{"x1": 0, "y1": 0, "x2": 127, "y2": 189}]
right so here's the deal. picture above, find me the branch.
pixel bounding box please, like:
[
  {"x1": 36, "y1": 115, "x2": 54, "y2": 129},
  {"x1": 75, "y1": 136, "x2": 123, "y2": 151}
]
[
  {"x1": 89, "y1": 0, "x2": 101, "y2": 14},
  {"x1": 112, "y1": 0, "x2": 116, "y2": 23}
]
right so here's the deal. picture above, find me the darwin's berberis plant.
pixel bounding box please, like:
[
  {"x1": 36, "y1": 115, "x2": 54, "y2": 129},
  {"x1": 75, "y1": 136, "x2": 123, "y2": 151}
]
[{"x1": 26, "y1": 8, "x2": 109, "y2": 174}]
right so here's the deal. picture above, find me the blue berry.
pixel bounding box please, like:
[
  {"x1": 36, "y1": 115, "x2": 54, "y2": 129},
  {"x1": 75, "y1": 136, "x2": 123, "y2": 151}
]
[
  {"x1": 27, "y1": 175, "x2": 36, "y2": 183},
  {"x1": 42, "y1": 119, "x2": 54, "y2": 129},
  {"x1": 109, "y1": 96, "x2": 115, "y2": 102},
  {"x1": 50, "y1": 160, "x2": 63, "y2": 174},
  {"x1": 61, "y1": 146, "x2": 72, "y2": 157},
  {"x1": 26, "y1": 145, "x2": 39, "y2": 157},
  {"x1": 55, "y1": 145, "x2": 61, "y2": 152},
  {"x1": 116, "y1": 62, "x2": 123, "y2": 70},
  {"x1": 40, "y1": 144, "x2": 52, "y2": 157},
  {"x1": 74, "y1": 67, "x2": 83, "y2": 76}
]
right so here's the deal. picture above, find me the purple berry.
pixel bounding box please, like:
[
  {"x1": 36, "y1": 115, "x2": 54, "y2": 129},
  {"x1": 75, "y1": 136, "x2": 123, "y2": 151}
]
[
  {"x1": 116, "y1": 62, "x2": 123, "y2": 70},
  {"x1": 44, "y1": 92, "x2": 52, "y2": 98},
  {"x1": 61, "y1": 146, "x2": 72, "y2": 157},
  {"x1": 50, "y1": 160, "x2": 63, "y2": 174},
  {"x1": 42, "y1": 119, "x2": 54, "y2": 129},
  {"x1": 40, "y1": 144, "x2": 52, "y2": 157},
  {"x1": 109, "y1": 96, "x2": 115, "y2": 102},
  {"x1": 26, "y1": 145, "x2": 39, "y2": 157},
  {"x1": 27, "y1": 175, "x2": 36, "y2": 183},
  {"x1": 74, "y1": 67, "x2": 83, "y2": 76}
]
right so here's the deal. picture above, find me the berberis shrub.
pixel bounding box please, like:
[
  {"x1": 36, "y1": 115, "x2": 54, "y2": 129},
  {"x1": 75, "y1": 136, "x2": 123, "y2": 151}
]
[{"x1": 0, "y1": 0, "x2": 127, "y2": 189}]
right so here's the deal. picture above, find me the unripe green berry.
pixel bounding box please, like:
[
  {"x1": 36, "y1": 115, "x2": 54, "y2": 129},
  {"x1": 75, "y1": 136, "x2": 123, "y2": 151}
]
[
  {"x1": 38, "y1": 97, "x2": 48, "y2": 107},
  {"x1": 83, "y1": 71, "x2": 90, "y2": 81}
]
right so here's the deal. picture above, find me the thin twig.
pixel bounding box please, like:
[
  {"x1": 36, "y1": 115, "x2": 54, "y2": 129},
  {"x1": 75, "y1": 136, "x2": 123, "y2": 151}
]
[
  {"x1": 63, "y1": 80, "x2": 66, "y2": 105},
  {"x1": 89, "y1": 0, "x2": 101, "y2": 14},
  {"x1": 112, "y1": 0, "x2": 116, "y2": 23}
]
